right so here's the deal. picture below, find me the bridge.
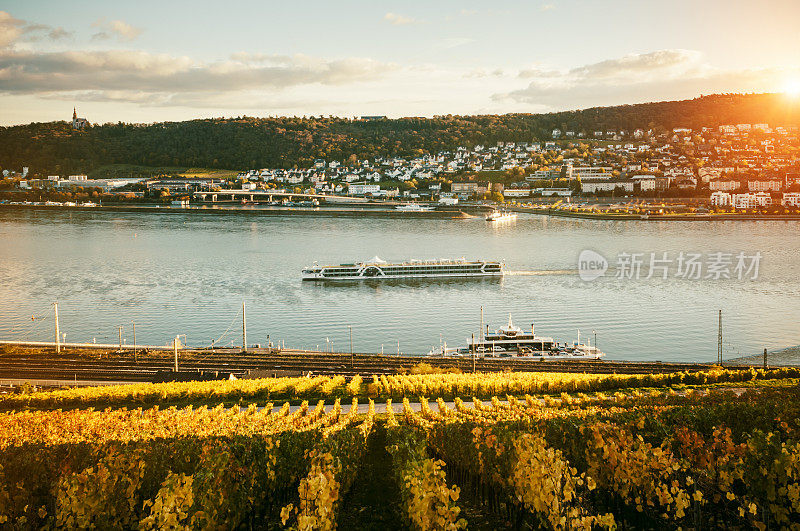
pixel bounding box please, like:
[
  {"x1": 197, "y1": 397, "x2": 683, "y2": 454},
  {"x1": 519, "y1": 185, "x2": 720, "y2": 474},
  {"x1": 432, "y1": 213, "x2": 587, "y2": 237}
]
[{"x1": 192, "y1": 189, "x2": 366, "y2": 204}]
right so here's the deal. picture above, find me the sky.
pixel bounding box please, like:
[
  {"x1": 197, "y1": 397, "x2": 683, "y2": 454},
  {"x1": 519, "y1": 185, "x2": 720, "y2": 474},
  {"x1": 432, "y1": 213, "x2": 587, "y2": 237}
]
[{"x1": 1, "y1": 0, "x2": 800, "y2": 125}]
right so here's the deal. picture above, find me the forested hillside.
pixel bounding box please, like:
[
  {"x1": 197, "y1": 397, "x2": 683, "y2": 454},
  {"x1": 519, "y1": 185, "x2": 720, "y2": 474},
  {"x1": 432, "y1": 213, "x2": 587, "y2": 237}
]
[{"x1": 2, "y1": 93, "x2": 799, "y2": 176}]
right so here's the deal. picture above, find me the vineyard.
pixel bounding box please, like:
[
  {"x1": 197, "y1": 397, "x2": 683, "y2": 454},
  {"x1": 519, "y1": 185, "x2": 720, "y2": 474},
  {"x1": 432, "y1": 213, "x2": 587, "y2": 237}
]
[
  {"x1": 1, "y1": 371, "x2": 799, "y2": 529},
  {"x1": 2, "y1": 366, "x2": 799, "y2": 411}
]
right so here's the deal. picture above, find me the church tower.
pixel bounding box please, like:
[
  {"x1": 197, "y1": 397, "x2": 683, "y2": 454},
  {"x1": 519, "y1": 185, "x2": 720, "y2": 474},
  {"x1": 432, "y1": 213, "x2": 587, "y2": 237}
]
[{"x1": 71, "y1": 107, "x2": 88, "y2": 130}]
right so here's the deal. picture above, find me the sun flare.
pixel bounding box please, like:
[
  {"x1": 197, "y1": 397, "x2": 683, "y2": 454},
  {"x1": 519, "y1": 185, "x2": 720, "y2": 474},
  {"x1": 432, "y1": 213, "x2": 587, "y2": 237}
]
[{"x1": 782, "y1": 77, "x2": 800, "y2": 97}]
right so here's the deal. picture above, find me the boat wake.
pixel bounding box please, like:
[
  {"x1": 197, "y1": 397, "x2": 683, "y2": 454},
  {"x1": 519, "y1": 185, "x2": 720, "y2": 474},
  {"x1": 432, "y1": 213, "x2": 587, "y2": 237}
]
[{"x1": 505, "y1": 269, "x2": 574, "y2": 276}]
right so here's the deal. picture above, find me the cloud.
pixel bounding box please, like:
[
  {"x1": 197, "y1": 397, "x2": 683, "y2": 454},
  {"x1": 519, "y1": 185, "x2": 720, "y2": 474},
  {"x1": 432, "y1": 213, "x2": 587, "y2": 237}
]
[
  {"x1": 44, "y1": 27, "x2": 73, "y2": 41},
  {"x1": 0, "y1": 11, "x2": 25, "y2": 47},
  {"x1": 0, "y1": 48, "x2": 397, "y2": 105},
  {"x1": 0, "y1": 11, "x2": 72, "y2": 47},
  {"x1": 383, "y1": 12, "x2": 418, "y2": 25},
  {"x1": 437, "y1": 38, "x2": 475, "y2": 50},
  {"x1": 463, "y1": 68, "x2": 505, "y2": 79},
  {"x1": 91, "y1": 18, "x2": 142, "y2": 41},
  {"x1": 496, "y1": 49, "x2": 794, "y2": 109},
  {"x1": 570, "y1": 49, "x2": 702, "y2": 81}
]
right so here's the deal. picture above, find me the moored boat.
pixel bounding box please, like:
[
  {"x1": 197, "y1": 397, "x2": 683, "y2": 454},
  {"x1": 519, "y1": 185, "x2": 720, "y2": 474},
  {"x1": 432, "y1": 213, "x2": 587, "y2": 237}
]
[
  {"x1": 428, "y1": 314, "x2": 605, "y2": 360},
  {"x1": 486, "y1": 210, "x2": 517, "y2": 222},
  {"x1": 396, "y1": 203, "x2": 435, "y2": 212}
]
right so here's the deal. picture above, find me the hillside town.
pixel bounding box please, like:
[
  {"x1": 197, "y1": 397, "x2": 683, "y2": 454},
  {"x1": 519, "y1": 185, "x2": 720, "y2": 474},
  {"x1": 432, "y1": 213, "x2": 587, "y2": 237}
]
[{"x1": 3, "y1": 121, "x2": 800, "y2": 210}]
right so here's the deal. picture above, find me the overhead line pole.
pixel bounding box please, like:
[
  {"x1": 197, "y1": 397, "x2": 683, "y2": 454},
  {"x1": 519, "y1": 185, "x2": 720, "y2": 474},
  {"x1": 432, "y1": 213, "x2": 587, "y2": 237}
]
[
  {"x1": 54, "y1": 301, "x2": 60, "y2": 354},
  {"x1": 717, "y1": 310, "x2": 723, "y2": 364},
  {"x1": 471, "y1": 333, "x2": 476, "y2": 373},
  {"x1": 242, "y1": 301, "x2": 247, "y2": 353}
]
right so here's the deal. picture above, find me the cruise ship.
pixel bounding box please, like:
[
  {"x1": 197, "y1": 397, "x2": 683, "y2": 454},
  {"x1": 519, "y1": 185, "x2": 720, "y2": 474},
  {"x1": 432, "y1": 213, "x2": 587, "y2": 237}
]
[
  {"x1": 428, "y1": 315, "x2": 604, "y2": 360},
  {"x1": 302, "y1": 256, "x2": 505, "y2": 281}
]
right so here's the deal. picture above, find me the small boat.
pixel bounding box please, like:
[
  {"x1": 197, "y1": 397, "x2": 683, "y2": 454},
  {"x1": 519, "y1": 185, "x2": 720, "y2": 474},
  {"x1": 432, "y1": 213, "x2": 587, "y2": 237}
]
[{"x1": 486, "y1": 210, "x2": 517, "y2": 222}]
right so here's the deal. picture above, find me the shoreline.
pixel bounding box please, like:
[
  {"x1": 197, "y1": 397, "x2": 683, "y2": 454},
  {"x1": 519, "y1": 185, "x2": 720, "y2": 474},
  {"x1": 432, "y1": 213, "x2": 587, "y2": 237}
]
[
  {"x1": 510, "y1": 207, "x2": 800, "y2": 222},
  {"x1": 0, "y1": 203, "x2": 474, "y2": 219},
  {"x1": 3, "y1": 202, "x2": 799, "y2": 221}
]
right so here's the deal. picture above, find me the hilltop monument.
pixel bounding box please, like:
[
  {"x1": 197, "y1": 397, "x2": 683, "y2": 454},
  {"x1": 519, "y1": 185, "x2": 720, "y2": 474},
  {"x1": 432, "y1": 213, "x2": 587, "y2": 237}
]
[{"x1": 71, "y1": 107, "x2": 89, "y2": 130}]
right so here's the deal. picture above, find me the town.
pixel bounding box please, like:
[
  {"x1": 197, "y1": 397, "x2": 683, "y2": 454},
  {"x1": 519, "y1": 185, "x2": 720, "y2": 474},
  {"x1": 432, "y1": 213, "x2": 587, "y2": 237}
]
[{"x1": 3, "y1": 118, "x2": 800, "y2": 212}]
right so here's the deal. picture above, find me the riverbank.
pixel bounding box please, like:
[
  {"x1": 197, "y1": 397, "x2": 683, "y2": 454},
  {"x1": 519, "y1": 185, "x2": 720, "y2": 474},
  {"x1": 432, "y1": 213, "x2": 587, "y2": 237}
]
[
  {"x1": 0, "y1": 202, "x2": 474, "y2": 219},
  {"x1": 724, "y1": 345, "x2": 800, "y2": 367},
  {"x1": 5, "y1": 201, "x2": 799, "y2": 221},
  {"x1": 511, "y1": 206, "x2": 800, "y2": 221}
]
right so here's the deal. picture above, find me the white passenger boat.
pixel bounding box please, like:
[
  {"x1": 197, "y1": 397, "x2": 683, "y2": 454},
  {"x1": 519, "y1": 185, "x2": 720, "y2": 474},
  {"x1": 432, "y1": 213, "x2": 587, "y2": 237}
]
[
  {"x1": 396, "y1": 203, "x2": 435, "y2": 212},
  {"x1": 302, "y1": 256, "x2": 505, "y2": 280},
  {"x1": 486, "y1": 210, "x2": 517, "y2": 222},
  {"x1": 428, "y1": 315, "x2": 605, "y2": 359}
]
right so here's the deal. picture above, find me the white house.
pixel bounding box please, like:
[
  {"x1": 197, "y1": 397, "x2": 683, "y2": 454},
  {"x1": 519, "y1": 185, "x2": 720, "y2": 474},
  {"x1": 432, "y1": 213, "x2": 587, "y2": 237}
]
[
  {"x1": 732, "y1": 192, "x2": 772, "y2": 209},
  {"x1": 709, "y1": 180, "x2": 741, "y2": 192},
  {"x1": 572, "y1": 167, "x2": 613, "y2": 180},
  {"x1": 348, "y1": 182, "x2": 380, "y2": 195},
  {"x1": 710, "y1": 191, "x2": 731, "y2": 207},
  {"x1": 632, "y1": 175, "x2": 657, "y2": 192},
  {"x1": 747, "y1": 180, "x2": 782, "y2": 192},
  {"x1": 503, "y1": 188, "x2": 530, "y2": 198},
  {"x1": 782, "y1": 192, "x2": 800, "y2": 207},
  {"x1": 581, "y1": 180, "x2": 634, "y2": 193},
  {"x1": 534, "y1": 188, "x2": 572, "y2": 197}
]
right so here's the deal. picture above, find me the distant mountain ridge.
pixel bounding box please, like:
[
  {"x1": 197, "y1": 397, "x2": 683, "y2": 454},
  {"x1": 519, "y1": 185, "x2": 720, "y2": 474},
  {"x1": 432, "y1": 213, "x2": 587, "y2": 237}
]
[{"x1": 1, "y1": 93, "x2": 798, "y2": 176}]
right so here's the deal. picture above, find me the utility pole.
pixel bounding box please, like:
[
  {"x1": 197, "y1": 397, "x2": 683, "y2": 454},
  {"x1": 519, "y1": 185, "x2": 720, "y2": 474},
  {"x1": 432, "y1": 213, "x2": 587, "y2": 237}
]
[
  {"x1": 132, "y1": 323, "x2": 137, "y2": 363},
  {"x1": 242, "y1": 301, "x2": 247, "y2": 352},
  {"x1": 54, "y1": 301, "x2": 60, "y2": 354},
  {"x1": 174, "y1": 335, "x2": 179, "y2": 372},
  {"x1": 593, "y1": 330, "x2": 597, "y2": 352},
  {"x1": 349, "y1": 325, "x2": 353, "y2": 368},
  {"x1": 717, "y1": 310, "x2": 723, "y2": 364},
  {"x1": 471, "y1": 333, "x2": 476, "y2": 373},
  {"x1": 118, "y1": 325, "x2": 123, "y2": 353},
  {"x1": 480, "y1": 306, "x2": 484, "y2": 342},
  {"x1": 763, "y1": 347, "x2": 768, "y2": 370}
]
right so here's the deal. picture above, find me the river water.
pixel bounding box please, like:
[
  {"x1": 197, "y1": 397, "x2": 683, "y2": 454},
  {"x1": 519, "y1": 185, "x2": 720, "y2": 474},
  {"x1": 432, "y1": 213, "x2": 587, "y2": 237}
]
[{"x1": 0, "y1": 208, "x2": 798, "y2": 362}]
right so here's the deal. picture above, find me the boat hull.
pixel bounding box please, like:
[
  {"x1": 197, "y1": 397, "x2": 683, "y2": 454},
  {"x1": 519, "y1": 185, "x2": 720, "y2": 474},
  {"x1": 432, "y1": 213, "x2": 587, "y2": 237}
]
[{"x1": 302, "y1": 271, "x2": 504, "y2": 281}]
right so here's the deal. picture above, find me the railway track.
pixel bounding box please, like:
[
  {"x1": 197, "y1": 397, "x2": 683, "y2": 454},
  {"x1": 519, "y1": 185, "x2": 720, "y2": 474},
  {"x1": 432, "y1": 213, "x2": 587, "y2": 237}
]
[{"x1": 0, "y1": 347, "x2": 718, "y2": 383}]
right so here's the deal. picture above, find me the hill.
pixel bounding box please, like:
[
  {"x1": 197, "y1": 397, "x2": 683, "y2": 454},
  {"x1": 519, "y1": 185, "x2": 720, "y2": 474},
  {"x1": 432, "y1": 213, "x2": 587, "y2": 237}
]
[{"x1": 1, "y1": 93, "x2": 799, "y2": 177}]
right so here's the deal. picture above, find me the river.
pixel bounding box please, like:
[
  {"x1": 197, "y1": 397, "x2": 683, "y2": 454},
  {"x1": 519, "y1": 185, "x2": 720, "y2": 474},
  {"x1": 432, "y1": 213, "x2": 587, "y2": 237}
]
[{"x1": 0, "y1": 207, "x2": 798, "y2": 363}]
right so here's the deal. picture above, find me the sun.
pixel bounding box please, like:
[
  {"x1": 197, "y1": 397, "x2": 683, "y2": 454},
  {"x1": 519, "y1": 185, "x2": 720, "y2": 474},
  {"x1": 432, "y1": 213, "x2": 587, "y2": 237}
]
[{"x1": 782, "y1": 77, "x2": 800, "y2": 97}]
